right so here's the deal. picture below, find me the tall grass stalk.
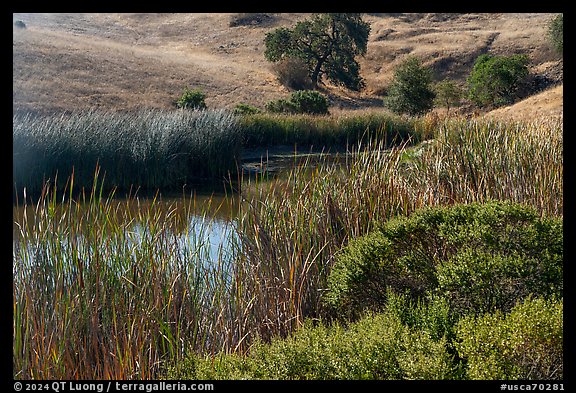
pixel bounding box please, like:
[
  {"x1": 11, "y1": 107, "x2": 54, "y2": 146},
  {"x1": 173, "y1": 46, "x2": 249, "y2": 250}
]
[{"x1": 13, "y1": 170, "x2": 240, "y2": 379}]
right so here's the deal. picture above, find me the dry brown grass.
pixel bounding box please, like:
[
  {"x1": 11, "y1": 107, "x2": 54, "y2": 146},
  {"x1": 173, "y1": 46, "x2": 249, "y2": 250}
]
[
  {"x1": 485, "y1": 84, "x2": 563, "y2": 122},
  {"x1": 13, "y1": 13, "x2": 562, "y2": 117}
]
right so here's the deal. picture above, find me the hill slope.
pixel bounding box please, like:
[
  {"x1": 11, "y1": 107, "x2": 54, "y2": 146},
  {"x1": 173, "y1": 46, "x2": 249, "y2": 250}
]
[
  {"x1": 485, "y1": 84, "x2": 563, "y2": 121},
  {"x1": 13, "y1": 13, "x2": 562, "y2": 115}
]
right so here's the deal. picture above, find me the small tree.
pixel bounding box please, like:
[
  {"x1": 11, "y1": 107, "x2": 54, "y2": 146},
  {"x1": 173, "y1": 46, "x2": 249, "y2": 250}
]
[
  {"x1": 467, "y1": 54, "x2": 529, "y2": 108},
  {"x1": 384, "y1": 56, "x2": 436, "y2": 116},
  {"x1": 176, "y1": 88, "x2": 207, "y2": 110},
  {"x1": 433, "y1": 80, "x2": 463, "y2": 114},
  {"x1": 548, "y1": 14, "x2": 563, "y2": 55},
  {"x1": 264, "y1": 13, "x2": 370, "y2": 91}
]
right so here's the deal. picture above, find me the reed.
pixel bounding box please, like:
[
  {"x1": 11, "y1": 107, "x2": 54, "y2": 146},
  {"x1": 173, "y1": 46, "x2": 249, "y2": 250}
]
[
  {"x1": 13, "y1": 109, "x2": 242, "y2": 199},
  {"x1": 238, "y1": 111, "x2": 423, "y2": 148},
  {"x1": 229, "y1": 116, "x2": 562, "y2": 347},
  {"x1": 13, "y1": 115, "x2": 562, "y2": 379},
  {"x1": 13, "y1": 170, "x2": 240, "y2": 379}
]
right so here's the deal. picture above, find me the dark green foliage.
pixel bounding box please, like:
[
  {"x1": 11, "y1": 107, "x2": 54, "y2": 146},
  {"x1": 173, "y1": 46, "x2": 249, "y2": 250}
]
[
  {"x1": 290, "y1": 90, "x2": 330, "y2": 114},
  {"x1": 548, "y1": 14, "x2": 563, "y2": 54},
  {"x1": 467, "y1": 54, "x2": 529, "y2": 108},
  {"x1": 233, "y1": 103, "x2": 261, "y2": 115},
  {"x1": 176, "y1": 87, "x2": 207, "y2": 110},
  {"x1": 325, "y1": 201, "x2": 563, "y2": 319},
  {"x1": 456, "y1": 296, "x2": 563, "y2": 380},
  {"x1": 384, "y1": 56, "x2": 436, "y2": 116},
  {"x1": 264, "y1": 13, "x2": 370, "y2": 91},
  {"x1": 266, "y1": 90, "x2": 329, "y2": 115},
  {"x1": 265, "y1": 98, "x2": 299, "y2": 114},
  {"x1": 168, "y1": 310, "x2": 456, "y2": 380},
  {"x1": 15, "y1": 20, "x2": 26, "y2": 29}
]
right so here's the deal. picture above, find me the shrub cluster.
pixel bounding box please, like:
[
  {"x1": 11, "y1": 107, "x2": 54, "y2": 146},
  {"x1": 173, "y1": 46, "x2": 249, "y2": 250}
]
[
  {"x1": 457, "y1": 296, "x2": 563, "y2": 379},
  {"x1": 325, "y1": 201, "x2": 562, "y2": 318},
  {"x1": 169, "y1": 308, "x2": 456, "y2": 380},
  {"x1": 266, "y1": 90, "x2": 329, "y2": 115}
]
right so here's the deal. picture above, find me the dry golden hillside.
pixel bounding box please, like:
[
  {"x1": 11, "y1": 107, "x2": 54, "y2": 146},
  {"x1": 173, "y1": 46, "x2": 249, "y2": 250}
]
[
  {"x1": 13, "y1": 13, "x2": 562, "y2": 116},
  {"x1": 485, "y1": 84, "x2": 563, "y2": 121}
]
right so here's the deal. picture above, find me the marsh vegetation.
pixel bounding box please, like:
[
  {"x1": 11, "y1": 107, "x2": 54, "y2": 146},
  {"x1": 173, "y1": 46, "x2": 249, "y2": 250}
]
[{"x1": 13, "y1": 112, "x2": 562, "y2": 379}]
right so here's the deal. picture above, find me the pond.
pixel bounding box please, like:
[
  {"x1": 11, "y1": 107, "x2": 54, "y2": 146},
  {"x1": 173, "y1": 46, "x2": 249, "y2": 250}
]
[{"x1": 12, "y1": 146, "x2": 352, "y2": 273}]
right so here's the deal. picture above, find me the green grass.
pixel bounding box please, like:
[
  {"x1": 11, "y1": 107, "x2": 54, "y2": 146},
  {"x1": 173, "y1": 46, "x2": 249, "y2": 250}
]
[{"x1": 238, "y1": 111, "x2": 427, "y2": 148}]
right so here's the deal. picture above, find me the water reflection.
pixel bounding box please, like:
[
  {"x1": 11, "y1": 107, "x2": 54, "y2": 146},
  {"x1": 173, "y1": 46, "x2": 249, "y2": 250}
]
[{"x1": 13, "y1": 192, "x2": 239, "y2": 270}]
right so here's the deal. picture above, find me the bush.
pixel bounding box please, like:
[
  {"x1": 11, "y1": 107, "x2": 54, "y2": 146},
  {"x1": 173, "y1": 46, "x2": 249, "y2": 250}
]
[
  {"x1": 384, "y1": 56, "x2": 435, "y2": 116},
  {"x1": 266, "y1": 90, "x2": 329, "y2": 115},
  {"x1": 467, "y1": 54, "x2": 529, "y2": 108},
  {"x1": 234, "y1": 103, "x2": 261, "y2": 115},
  {"x1": 265, "y1": 98, "x2": 299, "y2": 114},
  {"x1": 548, "y1": 14, "x2": 563, "y2": 54},
  {"x1": 324, "y1": 201, "x2": 563, "y2": 319},
  {"x1": 456, "y1": 296, "x2": 563, "y2": 380},
  {"x1": 15, "y1": 20, "x2": 26, "y2": 29},
  {"x1": 272, "y1": 57, "x2": 313, "y2": 90},
  {"x1": 176, "y1": 87, "x2": 207, "y2": 110},
  {"x1": 290, "y1": 90, "x2": 329, "y2": 114},
  {"x1": 168, "y1": 310, "x2": 456, "y2": 380}
]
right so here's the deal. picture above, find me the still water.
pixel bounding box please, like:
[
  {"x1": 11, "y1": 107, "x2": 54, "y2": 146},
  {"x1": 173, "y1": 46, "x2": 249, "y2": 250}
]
[
  {"x1": 13, "y1": 191, "x2": 239, "y2": 267},
  {"x1": 13, "y1": 147, "x2": 350, "y2": 267}
]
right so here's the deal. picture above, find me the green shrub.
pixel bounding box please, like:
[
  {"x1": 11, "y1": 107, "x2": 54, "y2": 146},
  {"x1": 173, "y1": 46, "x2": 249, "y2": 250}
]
[
  {"x1": 265, "y1": 98, "x2": 299, "y2": 114},
  {"x1": 456, "y1": 296, "x2": 563, "y2": 380},
  {"x1": 325, "y1": 201, "x2": 563, "y2": 319},
  {"x1": 384, "y1": 290, "x2": 458, "y2": 343},
  {"x1": 168, "y1": 310, "x2": 456, "y2": 380},
  {"x1": 266, "y1": 90, "x2": 329, "y2": 115},
  {"x1": 290, "y1": 90, "x2": 329, "y2": 115},
  {"x1": 384, "y1": 56, "x2": 436, "y2": 116},
  {"x1": 176, "y1": 87, "x2": 207, "y2": 110},
  {"x1": 467, "y1": 54, "x2": 529, "y2": 108},
  {"x1": 234, "y1": 103, "x2": 262, "y2": 115},
  {"x1": 548, "y1": 14, "x2": 563, "y2": 54}
]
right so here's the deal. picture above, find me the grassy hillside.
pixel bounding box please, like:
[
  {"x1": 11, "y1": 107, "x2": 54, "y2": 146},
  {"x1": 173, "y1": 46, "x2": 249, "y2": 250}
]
[{"x1": 13, "y1": 13, "x2": 562, "y2": 117}]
